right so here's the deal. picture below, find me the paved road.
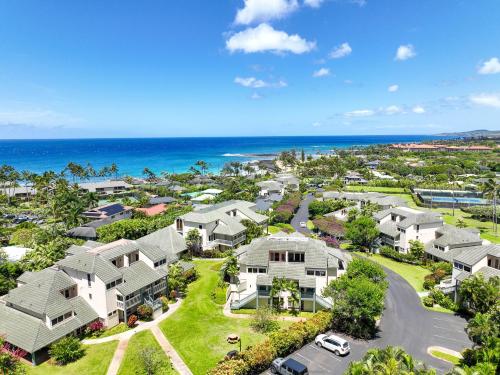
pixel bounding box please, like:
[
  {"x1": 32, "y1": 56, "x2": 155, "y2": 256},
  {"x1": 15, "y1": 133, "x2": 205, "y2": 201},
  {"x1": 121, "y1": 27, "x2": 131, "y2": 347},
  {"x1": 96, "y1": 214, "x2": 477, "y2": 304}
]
[
  {"x1": 264, "y1": 266, "x2": 471, "y2": 374},
  {"x1": 291, "y1": 193, "x2": 315, "y2": 234}
]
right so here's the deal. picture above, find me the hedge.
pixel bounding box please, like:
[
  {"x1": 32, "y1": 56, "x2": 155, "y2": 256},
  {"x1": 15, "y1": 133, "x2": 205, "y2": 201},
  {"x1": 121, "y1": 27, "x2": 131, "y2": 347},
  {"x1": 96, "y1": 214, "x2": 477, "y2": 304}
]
[
  {"x1": 379, "y1": 246, "x2": 421, "y2": 265},
  {"x1": 208, "y1": 310, "x2": 332, "y2": 375}
]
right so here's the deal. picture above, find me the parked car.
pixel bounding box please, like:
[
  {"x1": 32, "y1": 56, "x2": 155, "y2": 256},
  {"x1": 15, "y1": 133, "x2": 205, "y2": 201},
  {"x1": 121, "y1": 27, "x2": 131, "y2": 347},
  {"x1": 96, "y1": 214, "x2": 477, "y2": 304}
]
[
  {"x1": 315, "y1": 334, "x2": 350, "y2": 356},
  {"x1": 299, "y1": 221, "x2": 307, "y2": 228},
  {"x1": 271, "y1": 358, "x2": 308, "y2": 375}
]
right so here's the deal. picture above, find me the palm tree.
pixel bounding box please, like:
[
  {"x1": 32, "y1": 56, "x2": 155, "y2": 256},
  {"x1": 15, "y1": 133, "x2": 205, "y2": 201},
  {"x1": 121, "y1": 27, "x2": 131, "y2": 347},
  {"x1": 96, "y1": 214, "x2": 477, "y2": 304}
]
[
  {"x1": 109, "y1": 163, "x2": 119, "y2": 179},
  {"x1": 195, "y1": 160, "x2": 209, "y2": 175},
  {"x1": 220, "y1": 255, "x2": 239, "y2": 283},
  {"x1": 482, "y1": 178, "x2": 499, "y2": 235}
]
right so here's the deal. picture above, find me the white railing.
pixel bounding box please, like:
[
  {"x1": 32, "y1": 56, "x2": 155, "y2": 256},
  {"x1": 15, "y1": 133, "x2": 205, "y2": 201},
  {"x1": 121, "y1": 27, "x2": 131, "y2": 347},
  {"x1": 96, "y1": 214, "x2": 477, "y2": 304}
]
[
  {"x1": 116, "y1": 300, "x2": 124, "y2": 309},
  {"x1": 237, "y1": 280, "x2": 247, "y2": 292},
  {"x1": 230, "y1": 291, "x2": 257, "y2": 310},
  {"x1": 126, "y1": 294, "x2": 141, "y2": 308},
  {"x1": 153, "y1": 282, "x2": 166, "y2": 294}
]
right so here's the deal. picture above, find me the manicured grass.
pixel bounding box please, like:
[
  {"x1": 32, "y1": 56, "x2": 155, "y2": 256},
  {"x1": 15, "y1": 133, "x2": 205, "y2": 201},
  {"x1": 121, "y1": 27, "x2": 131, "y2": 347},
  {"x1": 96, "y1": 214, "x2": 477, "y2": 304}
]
[
  {"x1": 268, "y1": 223, "x2": 295, "y2": 234},
  {"x1": 100, "y1": 322, "x2": 131, "y2": 338},
  {"x1": 346, "y1": 186, "x2": 407, "y2": 194},
  {"x1": 430, "y1": 350, "x2": 461, "y2": 365},
  {"x1": 231, "y1": 309, "x2": 315, "y2": 318},
  {"x1": 306, "y1": 220, "x2": 315, "y2": 230},
  {"x1": 421, "y1": 298, "x2": 454, "y2": 314},
  {"x1": 27, "y1": 341, "x2": 118, "y2": 375},
  {"x1": 117, "y1": 330, "x2": 176, "y2": 375},
  {"x1": 159, "y1": 260, "x2": 290, "y2": 375},
  {"x1": 357, "y1": 253, "x2": 430, "y2": 292}
]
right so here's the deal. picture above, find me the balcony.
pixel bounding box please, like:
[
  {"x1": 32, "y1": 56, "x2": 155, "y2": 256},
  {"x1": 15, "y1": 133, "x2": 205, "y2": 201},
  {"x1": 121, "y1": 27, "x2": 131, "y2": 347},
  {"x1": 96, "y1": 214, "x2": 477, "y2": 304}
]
[
  {"x1": 125, "y1": 294, "x2": 141, "y2": 308},
  {"x1": 301, "y1": 292, "x2": 315, "y2": 299},
  {"x1": 152, "y1": 281, "x2": 167, "y2": 295}
]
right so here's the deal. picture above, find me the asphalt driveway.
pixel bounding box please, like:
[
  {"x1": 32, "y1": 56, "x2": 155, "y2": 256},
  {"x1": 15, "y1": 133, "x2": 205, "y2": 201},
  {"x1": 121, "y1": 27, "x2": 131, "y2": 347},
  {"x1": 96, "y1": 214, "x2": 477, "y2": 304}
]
[
  {"x1": 291, "y1": 193, "x2": 315, "y2": 234},
  {"x1": 263, "y1": 266, "x2": 471, "y2": 374}
]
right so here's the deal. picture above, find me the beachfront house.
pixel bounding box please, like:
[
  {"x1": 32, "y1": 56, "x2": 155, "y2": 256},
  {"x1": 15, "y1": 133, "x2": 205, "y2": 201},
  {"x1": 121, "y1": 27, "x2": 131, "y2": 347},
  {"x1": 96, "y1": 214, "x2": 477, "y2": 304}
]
[
  {"x1": 229, "y1": 232, "x2": 351, "y2": 312},
  {"x1": 174, "y1": 200, "x2": 268, "y2": 251},
  {"x1": 0, "y1": 227, "x2": 186, "y2": 365},
  {"x1": 0, "y1": 186, "x2": 37, "y2": 200},
  {"x1": 374, "y1": 207, "x2": 443, "y2": 253},
  {"x1": 78, "y1": 180, "x2": 132, "y2": 196}
]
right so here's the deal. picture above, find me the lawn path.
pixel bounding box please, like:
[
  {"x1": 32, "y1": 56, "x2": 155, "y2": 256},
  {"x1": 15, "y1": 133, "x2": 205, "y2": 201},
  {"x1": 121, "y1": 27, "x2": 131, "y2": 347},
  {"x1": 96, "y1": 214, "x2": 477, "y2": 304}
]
[
  {"x1": 151, "y1": 325, "x2": 193, "y2": 375},
  {"x1": 106, "y1": 338, "x2": 129, "y2": 375}
]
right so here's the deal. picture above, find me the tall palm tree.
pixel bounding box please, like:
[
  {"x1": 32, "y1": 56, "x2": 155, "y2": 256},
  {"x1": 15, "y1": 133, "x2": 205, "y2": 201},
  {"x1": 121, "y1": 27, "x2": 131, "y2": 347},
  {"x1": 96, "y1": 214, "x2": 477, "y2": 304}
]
[
  {"x1": 195, "y1": 160, "x2": 209, "y2": 176},
  {"x1": 482, "y1": 178, "x2": 499, "y2": 235},
  {"x1": 109, "y1": 163, "x2": 119, "y2": 180}
]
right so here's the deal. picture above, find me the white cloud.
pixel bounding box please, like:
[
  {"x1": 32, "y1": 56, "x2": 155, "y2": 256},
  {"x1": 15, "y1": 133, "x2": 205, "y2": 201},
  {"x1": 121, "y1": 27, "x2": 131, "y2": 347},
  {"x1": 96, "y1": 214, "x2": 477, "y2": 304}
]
[
  {"x1": 251, "y1": 92, "x2": 262, "y2": 100},
  {"x1": 478, "y1": 57, "x2": 500, "y2": 75},
  {"x1": 395, "y1": 44, "x2": 416, "y2": 61},
  {"x1": 384, "y1": 105, "x2": 403, "y2": 115},
  {"x1": 412, "y1": 105, "x2": 426, "y2": 114},
  {"x1": 470, "y1": 93, "x2": 500, "y2": 108},
  {"x1": 312, "y1": 121, "x2": 322, "y2": 127},
  {"x1": 226, "y1": 23, "x2": 316, "y2": 54},
  {"x1": 234, "y1": 76, "x2": 287, "y2": 88},
  {"x1": 234, "y1": 76, "x2": 268, "y2": 88},
  {"x1": 0, "y1": 109, "x2": 81, "y2": 127},
  {"x1": 329, "y1": 42, "x2": 352, "y2": 59},
  {"x1": 235, "y1": 0, "x2": 299, "y2": 25},
  {"x1": 388, "y1": 84, "x2": 399, "y2": 92},
  {"x1": 304, "y1": 0, "x2": 324, "y2": 8},
  {"x1": 345, "y1": 109, "x2": 375, "y2": 117},
  {"x1": 313, "y1": 68, "x2": 330, "y2": 77}
]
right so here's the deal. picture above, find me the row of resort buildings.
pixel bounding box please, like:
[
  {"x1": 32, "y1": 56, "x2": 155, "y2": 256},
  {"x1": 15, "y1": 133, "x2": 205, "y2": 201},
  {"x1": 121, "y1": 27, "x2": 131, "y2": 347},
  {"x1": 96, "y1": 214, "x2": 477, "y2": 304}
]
[{"x1": 390, "y1": 143, "x2": 495, "y2": 152}]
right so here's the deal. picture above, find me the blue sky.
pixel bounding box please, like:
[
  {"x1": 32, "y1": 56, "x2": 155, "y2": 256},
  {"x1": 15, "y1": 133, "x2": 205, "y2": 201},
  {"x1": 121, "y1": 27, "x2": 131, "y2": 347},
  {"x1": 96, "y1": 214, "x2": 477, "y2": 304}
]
[{"x1": 0, "y1": 0, "x2": 499, "y2": 138}]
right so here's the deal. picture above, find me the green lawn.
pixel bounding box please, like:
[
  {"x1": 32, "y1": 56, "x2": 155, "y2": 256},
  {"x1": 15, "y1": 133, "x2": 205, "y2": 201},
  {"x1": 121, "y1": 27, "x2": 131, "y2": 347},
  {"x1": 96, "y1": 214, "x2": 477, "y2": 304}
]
[
  {"x1": 430, "y1": 350, "x2": 461, "y2": 365},
  {"x1": 306, "y1": 220, "x2": 315, "y2": 230},
  {"x1": 100, "y1": 322, "x2": 131, "y2": 338},
  {"x1": 117, "y1": 330, "x2": 176, "y2": 375},
  {"x1": 27, "y1": 341, "x2": 118, "y2": 375},
  {"x1": 357, "y1": 253, "x2": 430, "y2": 292},
  {"x1": 268, "y1": 223, "x2": 295, "y2": 234},
  {"x1": 159, "y1": 260, "x2": 290, "y2": 375}
]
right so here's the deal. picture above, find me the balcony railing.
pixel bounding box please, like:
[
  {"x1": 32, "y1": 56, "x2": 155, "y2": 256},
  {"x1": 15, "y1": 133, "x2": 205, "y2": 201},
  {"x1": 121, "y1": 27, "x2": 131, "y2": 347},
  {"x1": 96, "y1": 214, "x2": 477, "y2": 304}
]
[
  {"x1": 125, "y1": 294, "x2": 141, "y2": 308},
  {"x1": 301, "y1": 292, "x2": 315, "y2": 299},
  {"x1": 152, "y1": 281, "x2": 167, "y2": 294},
  {"x1": 116, "y1": 300, "x2": 124, "y2": 309}
]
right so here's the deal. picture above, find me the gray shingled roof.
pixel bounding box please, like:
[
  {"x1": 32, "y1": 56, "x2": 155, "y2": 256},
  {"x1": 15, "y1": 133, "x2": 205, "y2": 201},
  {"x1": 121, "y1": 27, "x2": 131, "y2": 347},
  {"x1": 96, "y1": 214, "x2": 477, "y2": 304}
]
[
  {"x1": 425, "y1": 245, "x2": 469, "y2": 263},
  {"x1": 57, "y1": 252, "x2": 122, "y2": 284},
  {"x1": 238, "y1": 233, "x2": 348, "y2": 272},
  {"x1": 116, "y1": 261, "x2": 165, "y2": 296},
  {"x1": 0, "y1": 296, "x2": 97, "y2": 353},
  {"x1": 378, "y1": 221, "x2": 400, "y2": 238},
  {"x1": 179, "y1": 200, "x2": 267, "y2": 226},
  {"x1": 374, "y1": 207, "x2": 442, "y2": 229},
  {"x1": 6, "y1": 268, "x2": 75, "y2": 318},
  {"x1": 432, "y1": 225, "x2": 482, "y2": 248},
  {"x1": 323, "y1": 191, "x2": 407, "y2": 208},
  {"x1": 454, "y1": 245, "x2": 500, "y2": 266},
  {"x1": 137, "y1": 226, "x2": 187, "y2": 261}
]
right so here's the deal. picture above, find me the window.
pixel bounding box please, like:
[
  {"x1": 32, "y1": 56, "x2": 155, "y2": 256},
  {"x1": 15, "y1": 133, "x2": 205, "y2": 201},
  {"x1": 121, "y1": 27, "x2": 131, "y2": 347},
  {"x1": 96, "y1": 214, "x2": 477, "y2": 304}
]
[
  {"x1": 117, "y1": 295, "x2": 123, "y2": 301},
  {"x1": 247, "y1": 267, "x2": 265, "y2": 274},
  {"x1": 258, "y1": 268, "x2": 266, "y2": 273},
  {"x1": 64, "y1": 289, "x2": 70, "y2": 298},
  {"x1": 288, "y1": 252, "x2": 305, "y2": 263},
  {"x1": 269, "y1": 252, "x2": 285, "y2": 262},
  {"x1": 89, "y1": 293, "x2": 92, "y2": 300},
  {"x1": 198, "y1": 225, "x2": 202, "y2": 230},
  {"x1": 87, "y1": 273, "x2": 91, "y2": 287},
  {"x1": 464, "y1": 266, "x2": 471, "y2": 272},
  {"x1": 306, "y1": 269, "x2": 326, "y2": 276}
]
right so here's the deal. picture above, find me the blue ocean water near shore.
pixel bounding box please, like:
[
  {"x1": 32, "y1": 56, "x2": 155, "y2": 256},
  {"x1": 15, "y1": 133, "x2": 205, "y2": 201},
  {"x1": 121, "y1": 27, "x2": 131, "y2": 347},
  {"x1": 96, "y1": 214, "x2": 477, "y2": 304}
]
[{"x1": 0, "y1": 135, "x2": 444, "y2": 176}]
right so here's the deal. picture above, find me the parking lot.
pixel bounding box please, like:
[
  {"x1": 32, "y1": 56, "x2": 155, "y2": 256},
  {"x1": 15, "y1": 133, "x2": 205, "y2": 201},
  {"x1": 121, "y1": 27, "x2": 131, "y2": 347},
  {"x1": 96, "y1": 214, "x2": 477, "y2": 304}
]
[
  {"x1": 262, "y1": 266, "x2": 472, "y2": 375},
  {"x1": 262, "y1": 331, "x2": 370, "y2": 375}
]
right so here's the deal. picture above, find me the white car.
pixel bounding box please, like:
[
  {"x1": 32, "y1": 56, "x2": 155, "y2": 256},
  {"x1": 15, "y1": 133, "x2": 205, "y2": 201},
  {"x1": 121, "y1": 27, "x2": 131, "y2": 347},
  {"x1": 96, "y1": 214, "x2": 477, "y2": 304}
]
[
  {"x1": 315, "y1": 334, "x2": 350, "y2": 356},
  {"x1": 299, "y1": 221, "x2": 307, "y2": 228}
]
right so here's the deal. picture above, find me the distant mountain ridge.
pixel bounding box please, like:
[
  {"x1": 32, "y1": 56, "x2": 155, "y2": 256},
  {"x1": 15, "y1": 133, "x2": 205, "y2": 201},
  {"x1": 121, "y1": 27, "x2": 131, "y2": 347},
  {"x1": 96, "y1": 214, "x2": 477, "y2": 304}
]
[{"x1": 435, "y1": 129, "x2": 500, "y2": 138}]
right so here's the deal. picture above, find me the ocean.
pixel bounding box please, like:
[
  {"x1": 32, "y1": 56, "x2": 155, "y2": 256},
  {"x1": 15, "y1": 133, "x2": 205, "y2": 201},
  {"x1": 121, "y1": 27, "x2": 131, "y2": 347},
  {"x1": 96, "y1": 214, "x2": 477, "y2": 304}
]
[{"x1": 0, "y1": 135, "x2": 443, "y2": 176}]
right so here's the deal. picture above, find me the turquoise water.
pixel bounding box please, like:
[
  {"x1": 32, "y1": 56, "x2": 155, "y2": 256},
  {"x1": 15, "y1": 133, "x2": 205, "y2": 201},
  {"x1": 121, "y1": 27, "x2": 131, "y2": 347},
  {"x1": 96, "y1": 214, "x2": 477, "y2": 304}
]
[{"x1": 0, "y1": 135, "x2": 444, "y2": 176}]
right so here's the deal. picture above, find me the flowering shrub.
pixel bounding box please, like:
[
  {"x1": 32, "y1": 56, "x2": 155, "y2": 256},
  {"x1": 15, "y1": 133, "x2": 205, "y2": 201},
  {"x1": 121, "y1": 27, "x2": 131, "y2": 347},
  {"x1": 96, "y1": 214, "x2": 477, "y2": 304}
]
[
  {"x1": 208, "y1": 310, "x2": 332, "y2": 375},
  {"x1": 127, "y1": 314, "x2": 138, "y2": 327},
  {"x1": 85, "y1": 320, "x2": 105, "y2": 337},
  {"x1": 322, "y1": 235, "x2": 340, "y2": 248},
  {"x1": 271, "y1": 193, "x2": 301, "y2": 224},
  {"x1": 160, "y1": 296, "x2": 170, "y2": 313},
  {"x1": 137, "y1": 304, "x2": 153, "y2": 320},
  {"x1": 312, "y1": 217, "x2": 345, "y2": 237}
]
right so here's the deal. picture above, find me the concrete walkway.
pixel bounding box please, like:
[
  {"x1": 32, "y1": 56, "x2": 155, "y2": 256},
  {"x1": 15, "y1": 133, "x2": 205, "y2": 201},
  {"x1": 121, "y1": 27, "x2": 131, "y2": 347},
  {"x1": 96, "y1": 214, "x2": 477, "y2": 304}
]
[
  {"x1": 151, "y1": 325, "x2": 193, "y2": 375},
  {"x1": 223, "y1": 298, "x2": 306, "y2": 322},
  {"x1": 83, "y1": 298, "x2": 183, "y2": 345},
  {"x1": 86, "y1": 298, "x2": 193, "y2": 375},
  {"x1": 106, "y1": 338, "x2": 129, "y2": 375}
]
